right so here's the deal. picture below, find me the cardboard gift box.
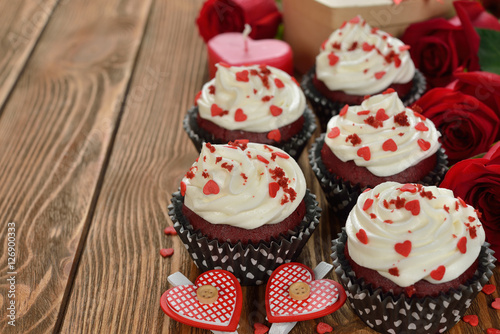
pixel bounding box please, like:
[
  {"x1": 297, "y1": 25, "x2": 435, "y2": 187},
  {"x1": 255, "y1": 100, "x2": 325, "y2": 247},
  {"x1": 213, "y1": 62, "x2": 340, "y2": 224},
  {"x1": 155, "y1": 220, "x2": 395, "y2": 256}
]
[{"x1": 282, "y1": 0, "x2": 456, "y2": 73}]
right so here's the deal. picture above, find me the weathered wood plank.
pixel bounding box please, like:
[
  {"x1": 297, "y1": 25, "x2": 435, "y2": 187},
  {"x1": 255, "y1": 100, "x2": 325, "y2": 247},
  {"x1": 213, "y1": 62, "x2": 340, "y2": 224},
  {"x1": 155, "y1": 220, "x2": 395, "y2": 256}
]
[
  {"x1": 61, "y1": 0, "x2": 500, "y2": 333},
  {"x1": 0, "y1": 0, "x2": 152, "y2": 333},
  {"x1": 0, "y1": 0, "x2": 58, "y2": 109}
]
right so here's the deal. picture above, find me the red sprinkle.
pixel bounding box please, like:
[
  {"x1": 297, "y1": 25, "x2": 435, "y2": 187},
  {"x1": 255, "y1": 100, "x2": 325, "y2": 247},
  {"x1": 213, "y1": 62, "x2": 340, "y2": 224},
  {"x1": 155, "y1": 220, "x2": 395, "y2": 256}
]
[
  {"x1": 357, "y1": 146, "x2": 371, "y2": 161},
  {"x1": 443, "y1": 205, "x2": 450, "y2": 213},
  {"x1": 357, "y1": 110, "x2": 370, "y2": 115},
  {"x1": 274, "y1": 78, "x2": 284, "y2": 88},
  {"x1": 370, "y1": 213, "x2": 377, "y2": 219},
  {"x1": 482, "y1": 284, "x2": 496, "y2": 295},
  {"x1": 382, "y1": 88, "x2": 395, "y2": 95},
  {"x1": 492, "y1": 298, "x2": 500, "y2": 310},
  {"x1": 328, "y1": 52, "x2": 340, "y2": 66},
  {"x1": 350, "y1": 16, "x2": 361, "y2": 24},
  {"x1": 457, "y1": 236, "x2": 467, "y2": 254},
  {"x1": 405, "y1": 200, "x2": 420, "y2": 216},
  {"x1": 221, "y1": 162, "x2": 233, "y2": 172},
  {"x1": 399, "y1": 45, "x2": 411, "y2": 52},
  {"x1": 257, "y1": 155, "x2": 269, "y2": 164},
  {"x1": 415, "y1": 122, "x2": 429, "y2": 131},
  {"x1": 389, "y1": 267, "x2": 399, "y2": 276},
  {"x1": 382, "y1": 139, "x2": 398, "y2": 152},
  {"x1": 384, "y1": 220, "x2": 393, "y2": 224},
  {"x1": 234, "y1": 108, "x2": 247, "y2": 122},
  {"x1": 458, "y1": 197, "x2": 467, "y2": 208},
  {"x1": 205, "y1": 143, "x2": 216, "y2": 153},
  {"x1": 394, "y1": 112, "x2": 410, "y2": 126},
  {"x1": 211, "y1": 104, "x2": 228, "y2": 117},
  {"x1": 356, "y1": 229, "x2": 369, "y2": 244},
  {"x1": 160, "y1": 248, "x2": 174, "y2": 258},
  {"x1": 194, "y1": 90, "x2": 202, "y2": 106},
  {"x1": 430, "y1": 265, "x2": 446, "y2": 281},
  {"x1": 327, "y1": 127, "x2": 341, "y2": 139},
  {"x1": 316, "y1": 322, "x2": 333, "y2": 334},
  {"x1": 164, "y1": 226, "x2": 177, "y2": 235},
  {"x1": 254, "y1": 322, "x2": 269, "y2": 334},
  {"x1": 363, "y1": 198, "x2": 374, "y2": 211},
  {"x1": 417, "y1": 139, "x2": 431, "y2": 151},
  {"x1": 270, "y1": 105, "x2": 283, "y2": 117},
  {"x1": 203, "y1": 180, "x2": 219, "y2": 195},
  {"x1": 400, "y1": 184, "x2": 417, "y2": 193},
  {"x1": 339, "y1": 104, "x2": 349, "y2": 116},
  {"x1": 362, "y1": 42, "x2": 375, "y2": 52},
  {"x1": 269, "y1": 182, "x2": 280, "y2": 198},
  {"x1": 462, "y1": 315, "x2": 479, "y2": 327},
  {"x1": 395, "y1": 240, "x2": 412, "y2": 257},
  {"x1": 267, "y1": 129, "x2": 281, "y2": 142},
  {"x1": 235, "y1": 70, "x2": 249, "y2": 82},
  {"x1": 376, "y1": 108, "x2": 389, "y2": 121},
  {"x1": 487, "y1": 329, "x2": 500, "y2": 334},
  {"x1": 374, "y1": 71, "x2": 386, "y2": 80},
  {"x1": 180, "y1": 181, "x2": 186, "y2": 196}
]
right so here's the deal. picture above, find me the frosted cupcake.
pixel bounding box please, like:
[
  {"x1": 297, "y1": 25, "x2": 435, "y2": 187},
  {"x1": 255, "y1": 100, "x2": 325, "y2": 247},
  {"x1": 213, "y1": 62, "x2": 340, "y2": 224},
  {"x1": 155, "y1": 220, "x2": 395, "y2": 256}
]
[
  {"x1": 169, "y1": 141, "x2": 320, "y2": 285},
  {"x1": 309, "y1": 91, "x2": 447, "y2": 217},
  {"x1": 301, "y1": 16, "x2": 426, "y2": 129},
  {"x1": 331, "y1": 182, "x2": 495, "y2": 334},
  {"x1": 184, "y1": 63, "x2": 316, "y2": 159}
]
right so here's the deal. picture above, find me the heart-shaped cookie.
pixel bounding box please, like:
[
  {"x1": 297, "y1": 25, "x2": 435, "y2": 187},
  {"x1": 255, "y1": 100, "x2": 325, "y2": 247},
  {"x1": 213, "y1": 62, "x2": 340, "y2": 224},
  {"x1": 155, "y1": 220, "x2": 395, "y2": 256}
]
[
  {"x1": 160, "y1": 270, "x2": 242, "y2": 331},
  {"x1": 265, "y1": 263, "x2": 346, "y2": 323}
]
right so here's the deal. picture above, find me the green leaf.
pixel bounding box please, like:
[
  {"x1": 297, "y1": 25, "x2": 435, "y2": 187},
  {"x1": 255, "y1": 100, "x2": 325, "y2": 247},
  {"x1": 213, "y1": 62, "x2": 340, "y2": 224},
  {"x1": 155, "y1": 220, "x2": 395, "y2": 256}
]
[{"x1": 476, "y1": 28, "x2": 500, "y2": 75}]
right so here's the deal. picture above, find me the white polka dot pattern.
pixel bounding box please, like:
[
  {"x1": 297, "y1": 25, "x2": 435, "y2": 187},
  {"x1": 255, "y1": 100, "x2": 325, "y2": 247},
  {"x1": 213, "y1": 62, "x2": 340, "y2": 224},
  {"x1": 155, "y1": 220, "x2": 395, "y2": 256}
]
[{"x1": 166, "y1": 271, "x2": 237, "y2": 326}]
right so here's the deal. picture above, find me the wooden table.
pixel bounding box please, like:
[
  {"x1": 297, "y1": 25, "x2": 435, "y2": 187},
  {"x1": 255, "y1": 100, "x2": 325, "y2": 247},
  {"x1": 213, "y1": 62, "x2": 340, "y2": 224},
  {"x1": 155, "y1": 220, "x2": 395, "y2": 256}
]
[{"x1": 0, "y1": 1, "x2": 498, "y2": 333}]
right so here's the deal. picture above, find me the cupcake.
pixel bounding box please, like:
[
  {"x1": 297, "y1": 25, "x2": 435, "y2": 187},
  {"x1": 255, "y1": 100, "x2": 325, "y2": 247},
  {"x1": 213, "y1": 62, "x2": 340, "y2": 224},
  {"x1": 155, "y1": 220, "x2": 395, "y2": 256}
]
[
  {"x1": 184, "y1": 63, "x2": 316, "y2": 160},
  {"x1": 331, "y1": 182, "x2": 496, "y2": 334},
  {"x1": 309, "y1": 91, "x2": 448, "y2": 217},
  {"x1": 169, "y1": 140, "x2": 321, "y2": 285},
  {"x1": 301, "y1": 16, "x2": 426, "y2": 129}
]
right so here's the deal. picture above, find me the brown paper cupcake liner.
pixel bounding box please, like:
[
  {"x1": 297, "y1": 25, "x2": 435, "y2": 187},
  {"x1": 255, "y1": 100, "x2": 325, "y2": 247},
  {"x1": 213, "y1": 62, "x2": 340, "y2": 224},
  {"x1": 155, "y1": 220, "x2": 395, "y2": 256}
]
[
  {"x1": 183, "y1": 106, "x2": 317, "y2": 161},
  {"x1": 168, "y1": 190, "x2": 321, "y2": 286},
  {"x1": 301, "y1": 67, "x2": 427, "y2": 131},
  {"x1": 309, "y1": 134, "x2": 449, "y2": 221},
  {"x1": 331, "y1": 229, "x2": 496, "y2": 334}
]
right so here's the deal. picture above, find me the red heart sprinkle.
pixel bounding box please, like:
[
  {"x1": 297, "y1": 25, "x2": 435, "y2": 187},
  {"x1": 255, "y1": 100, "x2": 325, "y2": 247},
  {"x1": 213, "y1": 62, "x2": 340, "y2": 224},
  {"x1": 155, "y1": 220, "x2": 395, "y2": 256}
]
[
  {"x1": 321, "y1": 39, "x2": 328, "y2": 50},
  {"x1": 362, "y1": 42, "x2": 374, "y2": 52},
  {"x1": 487, "y1": 329, "x2": 500, "y2": 334},
  {"x1": 164, "y1": 226, "x2": 177, "y2": 235},
  {"x1": 316, "y1": 322, "x2": 333, "y2": 334},
  {"x1": 482, "y1": 284, "x2": 496, "y2": 295},
  {"x1": 399, "y1": 45, "x2": 411, "y2": 52},
  {"x1": 291, "y1": 77, "x2": 300, "y2": 86},
  {"x1": 219, "y1": 62, "x2": 231, "y2": 68},
  {"x1": 236, "y1": 70, "x2": 249, "y2": 82},
  {"x1": 376, "y1": 108, "x2": 389, "y2": 121},
  {"x1": 328, "y1": 52, "x2": 339, "y2": 66},
  {"x1": 327, "y1": 127, "x2": 340, "y2": 139},
  {"x1": 269, "y1": 182, "x2": 280, "y2": 198},
  {"x1": 270, "y1": 105, "x2": 283, "y2": 117},
  {"x1": 405, "y1": 200, "x2": 420, "y2": 215},
  {"x1": 382, "y1": 139, "x2": 397, "y2": 152},
  {"x1": 395, "y1": 240, "x2": 412, "y2": 257},
  {"x1": 267, "y1": 129, "x2": 281, "y2": 142},
  {"x1": 462, "y1": 315, "x2": 479, "y2": 327},
  {"x1": 492, "y1": 298, "x2": 500, "y2": 310},
  {"x1": 357, "y1": 110, "x2": 370, "y2": 115},
  {"x1": 180, "y1": 181, "x2": 186, "y2": 196},
  {"x1": 211, "y1": 104, "x2": 228, "y2": 117},
  {"x1": 400, "y1": 184, "x2": 417, "y2": 193},
  {"x1": 374, "y1": 71, "x2": 386, "y2": 79},
  {"x1": 356, "y1": 229, "x2": 369, "y2": 244},
  {"x1": 274, "y1": 78, "x2": 284, "y2": 88},
  {"x1": 160, "y1": 248, "x2": 174, "y2": 258},
  {"x1": 254, "y1": 323, "x2": 269, "y2": 334},
  {"x1": 384, "y1": 220, "x2": 393, "y2": 224},
  {"x1": 274, "y1": 152, "x2": 289, "y2": 159},
  {"x1": 257, "y1": 155, "x2": 269, "y2": 164},
  {"x1": 415, "y1": 122, "x2": 429, "y2": 131},
  {"x1": 234, "y1": 108, "x2": 247, "y2": 122},
  {"x1": 350, "y1": 16, "x2": 360, "y2": 24},
  {"x1": 430, "y1": 265, "x2": 446, "y2": 281},
  {"x1": 203, "y1": 180, "x2": 219, "y2": 195},
  {"x1": 417, "y1": 139, "x2": 431, "y2": 151},
  {"x1": 389, "y1": 267, "x2": 399, "y2": 276},
  {"x1": 357, "y1": 146, "x2": 371, "y2": 161},
  {"x1": 363, "y1": 198, "x2": 374, "y2": 211},
  {"x1": 457, "y1": 236, "x2": 467, "y2": 254},
  {"x1": 382, "y1": 88, "x2": 395, "y2": 95},
  {"x1": 339, "y1": 104, "x2": 349, "y2": 116},
  {"x1": 194, "y1": 90, "x2": 202, "y2": 106}
]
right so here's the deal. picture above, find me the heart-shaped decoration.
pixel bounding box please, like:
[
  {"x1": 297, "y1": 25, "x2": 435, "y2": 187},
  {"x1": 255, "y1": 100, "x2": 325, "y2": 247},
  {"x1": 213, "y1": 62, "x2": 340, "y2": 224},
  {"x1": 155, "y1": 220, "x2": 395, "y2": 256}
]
[
  {"x1": 357, "y1": 146, "x2": 371, "y2": 161},
  {"x1": 234, "y1": 108, "x2": 247, "y2": 122},
  {"x1": 492, "y1": 298, "x2": 500, "y2": 310},
  {"x1": 395, "y1": 240, "x2": 412, "y2": 257},
  {"x1": 267, "y1": 129, "x2": 281, "y2": 142},
  {"x1": 430, "y1": 265, "x2": 446, "y2": 281},
  {"x1": 404, "y1": 199, "x2": 420, "y2": 216},
  {"x1": 382, "y1": 139, "x2": 398, "y2": 152},
  {"x1": 482, "y1": 284, "x2": 496, "y2": 295},
  {"x1": 462, "y1": 314, "x2": 478, "y2": 326},
  {"x1": 417, "y1": 138, "x2": 431, "y2": 151},
  {"x1": 265, "y1": 263, "x2": 346, "y2": 323},
  {"x1": 203, "y1": 180, "x2": 220, "y2": 195},
  {"x1": 207, "y1": 33, "x2": 293, "y2": 78},
  {"x1": 160, "y1": 270, "x2": 242, "y2": 331}
]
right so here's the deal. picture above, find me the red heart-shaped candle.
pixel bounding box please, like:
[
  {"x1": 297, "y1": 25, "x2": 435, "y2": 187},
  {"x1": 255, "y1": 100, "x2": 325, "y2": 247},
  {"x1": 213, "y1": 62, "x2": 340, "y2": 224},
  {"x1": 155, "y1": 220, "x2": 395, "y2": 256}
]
[
  {"x1": 160, "y1": 270, "x2": 242, "y2": 331},
  {"x1": 265, "y1": 263, "x2": 346, "y2": 323},
  {"x1": 207, "y1": 32, "x2": 293, "y2": 78}
]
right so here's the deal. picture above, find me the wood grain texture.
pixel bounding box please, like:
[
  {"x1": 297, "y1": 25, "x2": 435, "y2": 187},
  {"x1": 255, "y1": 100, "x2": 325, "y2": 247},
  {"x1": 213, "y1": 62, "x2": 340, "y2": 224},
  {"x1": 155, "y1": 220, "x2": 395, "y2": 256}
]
[
  {"x1": 0, "y1": 0, "x2": 152, "y2": 332},
  {"x1": 0, "y1": 0, "x2": 58, "y2": 109},
  {"x1": 60, "y1": 0, "x2": 500, "y2": 334}
]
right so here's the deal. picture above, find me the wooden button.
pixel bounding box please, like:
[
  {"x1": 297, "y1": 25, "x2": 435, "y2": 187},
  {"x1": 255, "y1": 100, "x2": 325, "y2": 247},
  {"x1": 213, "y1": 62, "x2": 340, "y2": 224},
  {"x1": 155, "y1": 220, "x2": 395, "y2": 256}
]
[
  {"x1": 289, "y1": 281, "x2": 310, "y2": 301},
  {"x1": 196, "y1": 284, "x2": 218, "y2": 304}
]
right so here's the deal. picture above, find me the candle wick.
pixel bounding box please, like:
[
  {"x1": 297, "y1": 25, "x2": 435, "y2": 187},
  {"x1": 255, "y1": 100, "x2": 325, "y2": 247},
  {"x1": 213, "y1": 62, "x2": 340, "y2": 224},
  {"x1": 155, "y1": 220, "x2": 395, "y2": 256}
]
[{"x1": 243, "y1": 24, "x2": 251, "y2": 52}]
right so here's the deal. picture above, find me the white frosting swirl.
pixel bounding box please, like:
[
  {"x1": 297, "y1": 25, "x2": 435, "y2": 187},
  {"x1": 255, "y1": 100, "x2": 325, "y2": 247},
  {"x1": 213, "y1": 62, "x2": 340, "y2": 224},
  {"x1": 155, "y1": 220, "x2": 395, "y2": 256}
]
[
  {"x1": 181, "y1": 142, "x2": 306, "y2": 229},
  {"x1": 197, "y1": 64, "x2": 305, "y2": 132},
  {"x1": 346, "y1": 182, "x2": 485, "y2": 286},
  {"x1": 324, "y1": 92, "x2": 440, "y2": 176},
  {"x1": 316, "y1": 16, "x2": 415, "y2": 95}
]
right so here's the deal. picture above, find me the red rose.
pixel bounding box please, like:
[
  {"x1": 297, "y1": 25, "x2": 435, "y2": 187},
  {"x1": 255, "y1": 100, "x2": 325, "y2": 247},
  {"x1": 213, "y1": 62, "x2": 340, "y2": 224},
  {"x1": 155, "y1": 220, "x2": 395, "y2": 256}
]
[
  {"x1": 195, "y1": 0, "x2": 282, "y2": 43},
  {"x1": 414, "y1": 87, "x2": 499, "y2": 164},
  {"x1": 402, "y1": 1, "x2": 500, "y2": 88},
  {"x1": 447, "y1": 71, "x2": 500, "y2": 133},
  {"x1": 440, "y1": 144, "x2": 500, "y2": 256}
]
